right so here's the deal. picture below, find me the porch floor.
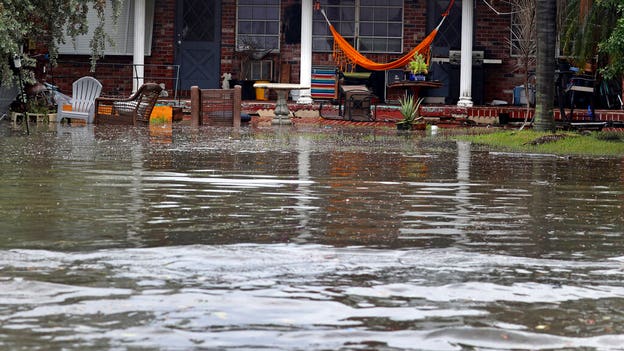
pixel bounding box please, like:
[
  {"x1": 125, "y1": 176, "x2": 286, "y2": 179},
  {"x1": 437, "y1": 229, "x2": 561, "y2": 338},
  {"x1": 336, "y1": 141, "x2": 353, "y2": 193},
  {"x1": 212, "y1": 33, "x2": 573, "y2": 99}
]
[
  {"x1": 240, "y1": 100, "x2": 624, "y2": 126},
  {"x1": 170, "y1": 98, "x2": 624, "y2": 128}
]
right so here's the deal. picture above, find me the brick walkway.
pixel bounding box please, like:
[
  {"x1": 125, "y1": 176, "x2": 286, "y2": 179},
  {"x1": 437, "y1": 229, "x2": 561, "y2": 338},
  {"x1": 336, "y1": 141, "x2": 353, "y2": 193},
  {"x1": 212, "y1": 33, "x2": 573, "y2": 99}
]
[
  {"x1": 243, "y1": 100, "x2": 624, "y2": 127},
  {"x1": 176, "y1": 97, "x2": 624, "y2": 124},
  {"x1": 176, "y1": 98, "x2": 624, "y2": 129}
]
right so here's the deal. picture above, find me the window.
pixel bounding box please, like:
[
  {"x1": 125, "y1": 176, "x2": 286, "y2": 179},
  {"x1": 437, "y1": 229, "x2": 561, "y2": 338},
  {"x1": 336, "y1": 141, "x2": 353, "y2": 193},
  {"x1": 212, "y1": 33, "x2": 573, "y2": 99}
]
[
  {"x1": 313, "y1": 0, "x2": 403, "y2": 53},
  {"x1": 237, "y1": 0, "x2": 280, "y2": 52},
  {"x1": 244, "y1": 60, "x2": 273, "y2": 80},
  {"x1": 57, "y1": 0, "x2": 155, "y2": 56}
]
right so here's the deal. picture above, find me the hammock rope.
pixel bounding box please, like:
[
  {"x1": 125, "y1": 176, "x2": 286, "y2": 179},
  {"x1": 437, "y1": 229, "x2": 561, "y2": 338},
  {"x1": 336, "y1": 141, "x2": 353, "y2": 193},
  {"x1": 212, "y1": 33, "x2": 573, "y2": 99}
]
[{"x1": 319, "y1": 0, "x2": 455, "y2": 72}]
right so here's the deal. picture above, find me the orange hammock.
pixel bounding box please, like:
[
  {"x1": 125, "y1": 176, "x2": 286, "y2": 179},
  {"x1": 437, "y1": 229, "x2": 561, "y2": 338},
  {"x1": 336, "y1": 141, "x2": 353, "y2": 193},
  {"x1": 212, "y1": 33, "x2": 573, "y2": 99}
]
[{"x1": 320, "y1": 0, "x2": 455, "y2": 72}]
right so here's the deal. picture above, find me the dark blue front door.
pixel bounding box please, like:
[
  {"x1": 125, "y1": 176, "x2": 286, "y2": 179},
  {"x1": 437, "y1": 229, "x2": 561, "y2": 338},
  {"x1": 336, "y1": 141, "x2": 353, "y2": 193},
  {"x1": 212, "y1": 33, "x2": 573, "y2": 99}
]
[{"x1": 176, "y1": 0, "x2": 221, "y2": 89}]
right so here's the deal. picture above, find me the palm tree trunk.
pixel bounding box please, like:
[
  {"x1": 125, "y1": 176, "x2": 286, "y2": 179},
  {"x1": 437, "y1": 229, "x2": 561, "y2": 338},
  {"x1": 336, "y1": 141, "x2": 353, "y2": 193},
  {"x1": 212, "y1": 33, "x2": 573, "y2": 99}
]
[{"x1": 534, "y1": 0, "x2": 557, "y2": 131}]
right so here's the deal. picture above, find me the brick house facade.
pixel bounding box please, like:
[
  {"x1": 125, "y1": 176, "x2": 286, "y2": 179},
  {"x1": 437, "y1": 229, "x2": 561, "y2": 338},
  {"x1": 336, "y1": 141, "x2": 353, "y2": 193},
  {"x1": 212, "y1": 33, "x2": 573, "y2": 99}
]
[{"x1": 51, "y1": 0, "x2": 526, "y2": 105}]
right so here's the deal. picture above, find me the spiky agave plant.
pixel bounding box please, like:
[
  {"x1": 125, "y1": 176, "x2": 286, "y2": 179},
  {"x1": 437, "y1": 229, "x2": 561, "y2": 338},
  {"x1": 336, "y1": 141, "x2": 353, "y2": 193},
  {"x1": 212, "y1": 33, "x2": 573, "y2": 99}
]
[{"x1": 397, "y1": 94, "x2": 424, "y2": 127}]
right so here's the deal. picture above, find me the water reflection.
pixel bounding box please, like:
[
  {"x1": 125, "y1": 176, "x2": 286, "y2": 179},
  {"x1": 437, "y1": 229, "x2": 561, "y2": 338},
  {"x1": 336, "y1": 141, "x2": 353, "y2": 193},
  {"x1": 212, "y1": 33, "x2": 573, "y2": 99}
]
[
  {"x1": 1, "y1": 123, "x2": 624, "y2": 350},
  {"x1": 293, "y1": 135, "x2": 315, "y2": 243}
]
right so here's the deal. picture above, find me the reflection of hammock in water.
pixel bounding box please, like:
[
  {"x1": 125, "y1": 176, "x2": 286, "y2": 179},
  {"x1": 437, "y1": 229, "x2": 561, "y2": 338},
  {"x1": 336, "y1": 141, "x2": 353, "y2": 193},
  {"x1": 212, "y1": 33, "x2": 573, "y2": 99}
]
[{"x1": 318, "y1": 0, "x2": 455, "y2": 72}]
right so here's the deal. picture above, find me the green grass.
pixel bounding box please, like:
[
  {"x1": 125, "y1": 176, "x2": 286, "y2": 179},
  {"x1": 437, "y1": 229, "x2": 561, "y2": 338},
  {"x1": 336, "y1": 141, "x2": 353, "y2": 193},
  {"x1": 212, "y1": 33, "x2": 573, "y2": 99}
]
[{"x1": 457, "y1": 130, "x2": 624, "y2": 156}]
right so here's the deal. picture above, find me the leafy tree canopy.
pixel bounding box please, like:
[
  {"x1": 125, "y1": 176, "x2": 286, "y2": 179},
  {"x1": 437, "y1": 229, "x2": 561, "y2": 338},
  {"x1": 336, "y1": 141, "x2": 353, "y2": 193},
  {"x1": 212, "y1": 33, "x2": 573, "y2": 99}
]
[
  {"x1": 561, "y1": 0, "x2": 624, "y2": 79},
  {"x1": 598, "y1": 1, "x2": 624, "y2": 78},
  {"x1": 0, "y1": 0, "x2": 122, "y2": 86}
]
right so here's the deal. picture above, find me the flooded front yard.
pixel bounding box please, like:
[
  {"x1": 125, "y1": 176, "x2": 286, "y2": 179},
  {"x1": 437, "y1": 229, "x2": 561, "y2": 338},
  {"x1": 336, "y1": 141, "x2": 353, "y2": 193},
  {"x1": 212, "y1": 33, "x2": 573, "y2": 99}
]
[{"x1": 1, "y1": 123, "x2": 624, "y2": 350}]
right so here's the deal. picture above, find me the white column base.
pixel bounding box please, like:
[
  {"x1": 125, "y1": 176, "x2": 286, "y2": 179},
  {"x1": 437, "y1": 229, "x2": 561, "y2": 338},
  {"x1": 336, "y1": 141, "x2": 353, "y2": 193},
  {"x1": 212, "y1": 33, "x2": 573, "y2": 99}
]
[
  {"x1": 457, "y1": 97, "x2": 473, "y2": 107},
  {"x1": 297, "y1": 90, "x2": 314, "y2": 104}
]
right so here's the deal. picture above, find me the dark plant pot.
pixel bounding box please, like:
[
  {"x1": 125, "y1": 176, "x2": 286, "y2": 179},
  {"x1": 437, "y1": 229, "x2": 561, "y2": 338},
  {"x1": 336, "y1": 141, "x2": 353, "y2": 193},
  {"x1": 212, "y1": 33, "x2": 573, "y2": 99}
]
[
  {"x1": 498, "y1": 112, "x2": 510, "y2": 125},
  {"x1": 396, "y1": 122, "x2": 411, "y2": 130},
  {"x1": 397, "y1": 122, "x2": 426, "y2": 131},
  {"x1": 234, "y1": 80, "x2": 256, "y2": 100}
]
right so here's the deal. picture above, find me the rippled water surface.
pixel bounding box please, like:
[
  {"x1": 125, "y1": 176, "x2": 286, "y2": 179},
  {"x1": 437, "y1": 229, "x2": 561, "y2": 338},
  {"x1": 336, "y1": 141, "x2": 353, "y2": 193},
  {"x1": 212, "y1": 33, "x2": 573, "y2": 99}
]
[{"x1": 1, "y1": 123, "x2": 624, "y2": 350}]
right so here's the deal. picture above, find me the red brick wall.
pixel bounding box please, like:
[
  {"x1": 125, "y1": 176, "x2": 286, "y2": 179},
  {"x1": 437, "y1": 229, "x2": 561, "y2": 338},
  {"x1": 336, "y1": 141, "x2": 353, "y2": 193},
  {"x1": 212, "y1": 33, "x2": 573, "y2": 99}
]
[
  {"x1": 221, "y1": 0, "x2": 237, "y2": 75},
  {"x1": 145, "y1": 0, "x2": 177, "y2": 88},
  {"x1": 474, "y1": 0, "x2": 526, "y2": 103},
  {"x1": 52, "y1": 56, "x2": 135, "y2": 97},
  {"x1": 148, "y1": 0, "x2": 175, "y2": 67}
]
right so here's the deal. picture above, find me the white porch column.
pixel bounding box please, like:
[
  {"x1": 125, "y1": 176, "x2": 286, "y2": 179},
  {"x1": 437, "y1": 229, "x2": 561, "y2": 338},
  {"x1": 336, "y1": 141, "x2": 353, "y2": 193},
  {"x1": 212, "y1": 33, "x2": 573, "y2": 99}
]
[
  {"x1": 297, "y1": 0, "x2": 313, "y2": 104},
  {"x1": 133, "y1": 0, "x2": 146, "y2": 92},
  {"x1": 457, "y1": 0, "x2": 473, "y2": 107}
]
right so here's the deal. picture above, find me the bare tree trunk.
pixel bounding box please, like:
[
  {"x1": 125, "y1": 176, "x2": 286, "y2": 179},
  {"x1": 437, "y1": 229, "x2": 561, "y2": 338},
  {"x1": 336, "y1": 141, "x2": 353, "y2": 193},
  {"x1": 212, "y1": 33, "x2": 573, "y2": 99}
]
[
  {"x1": 508, "y1": 0, "x2": 537, "y2": 130},
  {"x1": 534, "y1": 0, "x2": 557, "y2": 132}
]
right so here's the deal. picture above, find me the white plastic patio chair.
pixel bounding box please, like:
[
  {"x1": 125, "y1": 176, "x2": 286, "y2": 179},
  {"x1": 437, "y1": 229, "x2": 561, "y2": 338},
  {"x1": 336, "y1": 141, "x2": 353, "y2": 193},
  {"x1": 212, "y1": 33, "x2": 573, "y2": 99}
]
[{"x1": 56, "y1": 76, "x2": 102, "y2": 123}]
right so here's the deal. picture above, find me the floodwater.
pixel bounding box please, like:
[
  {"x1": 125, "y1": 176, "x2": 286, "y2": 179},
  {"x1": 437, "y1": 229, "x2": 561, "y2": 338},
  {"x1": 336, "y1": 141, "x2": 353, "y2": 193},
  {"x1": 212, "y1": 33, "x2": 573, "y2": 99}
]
[{"x1": 1, "y1": 122, "x2": 624, "y2": 350}]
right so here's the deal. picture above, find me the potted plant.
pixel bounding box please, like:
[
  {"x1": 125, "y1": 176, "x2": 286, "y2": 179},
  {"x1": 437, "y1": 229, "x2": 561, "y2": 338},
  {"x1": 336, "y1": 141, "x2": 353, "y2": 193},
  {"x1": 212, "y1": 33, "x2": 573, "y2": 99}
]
[
  {"x1": 26, "y1": 98, "x2": 55, "y2": 123},
  {"x1": 396, "y1": 94, "x2": 424, "y2": 130},
  {"x1": 408, "y1": 53, "x2": 428, "y2": 81}
]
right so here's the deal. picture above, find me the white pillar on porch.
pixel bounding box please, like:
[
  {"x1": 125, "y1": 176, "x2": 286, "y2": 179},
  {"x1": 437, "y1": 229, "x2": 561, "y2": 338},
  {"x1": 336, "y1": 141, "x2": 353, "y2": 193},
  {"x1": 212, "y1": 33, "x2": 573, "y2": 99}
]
[
  {"x1": 298, "y1": 0, "x2": 313, "y2": 104},
  {"x1": 133, "y1": 0, "x2": 146, "y2": 92},
  {"x1": 457, "y1": 0, "x2": 474, "y2": 107}
]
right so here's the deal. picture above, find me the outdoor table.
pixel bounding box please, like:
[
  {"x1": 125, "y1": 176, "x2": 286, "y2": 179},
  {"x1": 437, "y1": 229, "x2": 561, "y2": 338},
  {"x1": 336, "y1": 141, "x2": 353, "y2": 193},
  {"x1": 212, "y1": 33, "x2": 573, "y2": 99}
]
[
  {"x1": 387, "y1": 80, "x2": 443, "y2": 101},
  {"x1": 252, "y1": 82, "x2": 310, "y2": 125}
]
